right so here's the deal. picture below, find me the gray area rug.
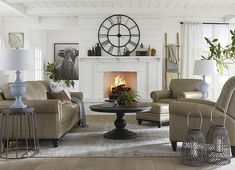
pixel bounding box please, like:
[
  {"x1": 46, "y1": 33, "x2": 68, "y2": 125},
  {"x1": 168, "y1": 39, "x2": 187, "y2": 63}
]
[{"x1": 36, "y1": 122, "x2": 181, "y2": 157}]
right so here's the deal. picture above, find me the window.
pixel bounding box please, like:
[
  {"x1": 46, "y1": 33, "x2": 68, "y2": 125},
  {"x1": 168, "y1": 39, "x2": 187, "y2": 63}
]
[
  {"x1": 34, "y1": 47, "x2": 43, "y2": 80},
  {"x1": 202, "y1": 24, "x2": 235, "y2": 100}
]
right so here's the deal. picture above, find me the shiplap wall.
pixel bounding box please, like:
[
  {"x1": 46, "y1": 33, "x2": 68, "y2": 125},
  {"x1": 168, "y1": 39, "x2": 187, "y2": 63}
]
[{"x1": 46, "y1": 15, "x2": 166, "y2": 60}]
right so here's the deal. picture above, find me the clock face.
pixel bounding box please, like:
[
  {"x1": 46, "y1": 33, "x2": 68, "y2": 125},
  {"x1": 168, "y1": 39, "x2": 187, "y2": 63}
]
[{"x1": 98, "y1": 14, "x2": 140, "y2": 56}]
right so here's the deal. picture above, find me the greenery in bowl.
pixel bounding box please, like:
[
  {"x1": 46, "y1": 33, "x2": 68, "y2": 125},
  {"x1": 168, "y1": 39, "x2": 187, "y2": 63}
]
[
  {"x1": 117, "y1": 91, "x2": 141, "y2": 105},
  {"x1": 202, "y1": 30, "x2": 235, "y2": 73},
  {"x1": 45, "y1": 62, "x2": 75, "y2": 88}
]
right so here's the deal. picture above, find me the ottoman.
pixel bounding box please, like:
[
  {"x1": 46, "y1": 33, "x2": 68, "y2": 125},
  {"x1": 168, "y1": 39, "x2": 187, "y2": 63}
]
[{"x1": 136, "y1": 103, "x2": 169, "y2": 128}]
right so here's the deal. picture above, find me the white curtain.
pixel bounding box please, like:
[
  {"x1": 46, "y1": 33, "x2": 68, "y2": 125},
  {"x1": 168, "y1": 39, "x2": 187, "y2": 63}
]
[{"x1": 181, "y1": 22, "x2": 203, "y2": 78}]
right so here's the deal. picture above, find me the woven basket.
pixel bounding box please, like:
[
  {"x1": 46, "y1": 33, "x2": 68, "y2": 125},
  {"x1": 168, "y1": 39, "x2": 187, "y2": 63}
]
[
  {"x1": 181, "y1": 111, "x2": 205, "y2": 166},
  {"x1": 205, "y1": 107, "x2": 231, "y2": 165}
]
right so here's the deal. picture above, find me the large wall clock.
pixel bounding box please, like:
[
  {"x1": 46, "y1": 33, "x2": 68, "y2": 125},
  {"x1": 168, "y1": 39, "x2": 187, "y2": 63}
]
[{"x1": 98, "y1": 14, "x2": 140, "y2": 56}]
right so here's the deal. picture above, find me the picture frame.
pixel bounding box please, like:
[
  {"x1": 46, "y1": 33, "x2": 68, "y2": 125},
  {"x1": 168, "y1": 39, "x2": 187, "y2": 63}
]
[
  {"x1": 54, "y1": 43, "x2": 79, "y2": 80},
  {"x1": 8, "y1": 32, "x2": 24, "y2": 48}
]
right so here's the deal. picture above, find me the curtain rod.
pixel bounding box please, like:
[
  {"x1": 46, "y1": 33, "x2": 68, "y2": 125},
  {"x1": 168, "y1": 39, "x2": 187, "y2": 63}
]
[{"x1": 180, "y1": 22, "x2": 229, "y2": 25}]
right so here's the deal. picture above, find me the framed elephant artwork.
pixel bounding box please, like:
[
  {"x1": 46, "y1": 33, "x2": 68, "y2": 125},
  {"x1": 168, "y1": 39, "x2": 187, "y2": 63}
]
[{"x1": 54, "y1": 43, "x2": 79, "y2": 80}]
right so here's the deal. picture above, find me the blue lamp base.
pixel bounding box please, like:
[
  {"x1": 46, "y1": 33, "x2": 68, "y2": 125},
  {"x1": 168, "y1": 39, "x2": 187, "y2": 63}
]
[
  {"x1": 200, "y1": 75, "x2": 209, "y2": 100},
  {"x1": 9, "y1": 71, "x2": 27, "y2": 108}
]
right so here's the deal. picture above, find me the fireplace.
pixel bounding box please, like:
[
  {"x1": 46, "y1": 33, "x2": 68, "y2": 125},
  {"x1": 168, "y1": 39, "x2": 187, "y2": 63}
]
[{"x1": 104, "y1": 72, "x2": 137, "y2": 98}]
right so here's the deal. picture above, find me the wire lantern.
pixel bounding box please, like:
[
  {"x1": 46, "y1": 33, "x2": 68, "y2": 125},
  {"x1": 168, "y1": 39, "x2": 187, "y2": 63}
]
[
  {"x1": 181, "y1": 112, "x2": 205, "y2": 166},
  {"x1": 205, "y1": 107, "x2": 231, "y2": 165}
]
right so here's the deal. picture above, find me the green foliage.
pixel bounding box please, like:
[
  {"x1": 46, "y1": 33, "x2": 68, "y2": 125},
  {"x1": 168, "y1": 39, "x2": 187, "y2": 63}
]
[
  {"x1": 117, "y1": 91, "x2": 141, "y2": 105},
  {"x1": 202, "y1": 30, "x2": 235, "y2": 73},
  {"x1": 45, "y1": 62, "x2": 75, "y2": 88}
]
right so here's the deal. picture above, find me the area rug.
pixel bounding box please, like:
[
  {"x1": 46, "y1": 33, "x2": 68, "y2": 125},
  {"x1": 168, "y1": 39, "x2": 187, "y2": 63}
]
[{"x1": 36, "y1": 122, "x2": 181, "y2": 157}]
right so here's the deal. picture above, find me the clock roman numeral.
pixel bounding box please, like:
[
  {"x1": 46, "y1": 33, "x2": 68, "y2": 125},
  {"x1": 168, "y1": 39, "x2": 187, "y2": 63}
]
[
  {"x1": 99, "y1": 34, "x2": 107, "y2": 38},
  {"x1": 129, "y1": 40, "x2": 137, "y2": 47},
  {"x1": 101, "y1": 40, "x2": 109, "y2": 47},
  {"x1": 131, "y1": 34, "x2": 139, "y2": 37},
  {"x1": 117, "y1": 48, "x2": 120, "y2": 56},
  {"x1": 125, "y1": 18, "x2": 129, "y2": 25},
  {"x1": 117, "y1": 16, "x2": 121, "y2": 24},
  {"x1": 130, "y1": 25, "x2": 137, "y2": 30},
  {"x1": 102, "y1": 25, "x2": 109, "y2": 30},
  {"x1": 108, "y1": 18, "x2": 114, "y2": 26},
  {"x1": 108, "y1": 46, "x2": 114, "y2": 54}
]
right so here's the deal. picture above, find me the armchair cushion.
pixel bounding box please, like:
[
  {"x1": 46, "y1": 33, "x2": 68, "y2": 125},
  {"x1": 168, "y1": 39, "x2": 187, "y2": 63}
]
[
  {"x1": 169, "y1": 79, "x2": 202, "y2": 99},
  {"x1": 178, "y1": 91, "x2": 202, "y2": 99}
]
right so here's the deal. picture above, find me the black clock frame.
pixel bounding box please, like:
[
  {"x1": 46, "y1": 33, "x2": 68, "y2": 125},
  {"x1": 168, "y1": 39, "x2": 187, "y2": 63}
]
[{"x1": 98, "y1": 14, "x2": 140, "y2": 56}]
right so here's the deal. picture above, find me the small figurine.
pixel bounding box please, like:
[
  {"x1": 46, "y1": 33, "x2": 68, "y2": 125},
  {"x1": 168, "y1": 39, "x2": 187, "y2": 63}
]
[
  {"x1": 95, "y1": 43, "x2": 101, "y2": 56},
  {"x1": 151, "y1": 48, "x2": 156, "y2": 56}
]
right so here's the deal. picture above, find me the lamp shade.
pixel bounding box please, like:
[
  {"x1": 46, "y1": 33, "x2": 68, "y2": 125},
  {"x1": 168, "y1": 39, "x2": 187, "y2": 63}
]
[
  {"x1": 194, "y1": 60, "x2": 217, "y2": 75},
  {"x1": 0, "y1": 49, "x2": 34, "y2": 71}
]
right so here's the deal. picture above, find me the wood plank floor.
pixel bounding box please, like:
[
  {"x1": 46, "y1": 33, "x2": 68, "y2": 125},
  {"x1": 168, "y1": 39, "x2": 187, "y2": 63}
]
[
  {"x1": 0, "y1": 157, "x2": 235, "y2": 170},
  {"x1": 0, "y1": 115, "x2": 234, "y2": 170}
]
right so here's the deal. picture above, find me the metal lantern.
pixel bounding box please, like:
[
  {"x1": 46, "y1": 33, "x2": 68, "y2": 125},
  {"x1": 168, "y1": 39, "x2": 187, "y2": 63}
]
[
  {"x1": 205, "y1": 108, "x2": 231, "y2": 165},
  {"x1": 181, "y1": 112, "x2": 205, "y2": 166}
]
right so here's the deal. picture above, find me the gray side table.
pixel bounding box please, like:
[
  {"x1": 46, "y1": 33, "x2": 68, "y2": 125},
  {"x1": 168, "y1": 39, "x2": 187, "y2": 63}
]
[{"x1": 0, "y1": 107, "x2": 39, "y2": 159}]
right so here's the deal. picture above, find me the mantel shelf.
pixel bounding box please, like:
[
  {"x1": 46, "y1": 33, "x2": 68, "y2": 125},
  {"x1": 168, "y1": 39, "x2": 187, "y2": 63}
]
[{"x1": 79, "y1": 56, "x2": 161, "y2": 59}]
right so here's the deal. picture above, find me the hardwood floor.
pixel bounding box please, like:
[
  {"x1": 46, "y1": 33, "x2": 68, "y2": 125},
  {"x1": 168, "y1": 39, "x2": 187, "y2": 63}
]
[
  {"x1": 0, "y1": 157, "x2": 235, "y2": 170},
  {"x1": 0, "y1": 115, "x2": 234, "y2": 170}
]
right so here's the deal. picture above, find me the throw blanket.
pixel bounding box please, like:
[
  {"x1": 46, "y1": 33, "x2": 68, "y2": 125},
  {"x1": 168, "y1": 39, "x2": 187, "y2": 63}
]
[
  {"x1": 71, "y1": 96, "x2": 88, "y2": 127},
  {"x1": 167, "y1": 44, "x2": 178, "y2": 64}
]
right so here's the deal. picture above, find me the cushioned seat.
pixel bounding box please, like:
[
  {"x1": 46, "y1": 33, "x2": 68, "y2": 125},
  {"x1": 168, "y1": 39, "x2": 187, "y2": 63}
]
[
  {"x1": 169, "y1": 76, "x2": 235, "y2": 157},
  {"x1": 136, "y1": 103, "x2": 169, "y2": 128}
]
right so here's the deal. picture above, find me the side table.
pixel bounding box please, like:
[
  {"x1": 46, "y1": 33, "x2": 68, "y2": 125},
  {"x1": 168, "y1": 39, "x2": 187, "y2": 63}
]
[{"x1": 0, "y1": 107, "x2": 39, "y2": 159}]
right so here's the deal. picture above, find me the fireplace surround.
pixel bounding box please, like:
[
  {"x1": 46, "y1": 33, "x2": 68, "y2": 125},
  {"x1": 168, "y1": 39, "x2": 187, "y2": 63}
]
[{"x1": 79, "y1": 56, "x2": 162, "y2": 102}]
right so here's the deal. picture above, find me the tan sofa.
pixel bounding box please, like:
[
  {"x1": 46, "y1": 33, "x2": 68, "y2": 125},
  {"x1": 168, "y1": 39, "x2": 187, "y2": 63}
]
[
  {"x1": 169, "y1": 76, "x2": 235, "y2": 157},
  {"x1": 150, "y1": 79, "x2": 203, "y2": 104},
  {"x1": 0, "y1": 81, "x2": 82, "y2": 147}
]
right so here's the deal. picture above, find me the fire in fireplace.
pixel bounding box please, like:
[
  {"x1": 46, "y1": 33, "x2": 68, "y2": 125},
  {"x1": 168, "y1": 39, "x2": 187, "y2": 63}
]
[{"x1": 104, "y1": 72, "x2": 137, "y2": 98}]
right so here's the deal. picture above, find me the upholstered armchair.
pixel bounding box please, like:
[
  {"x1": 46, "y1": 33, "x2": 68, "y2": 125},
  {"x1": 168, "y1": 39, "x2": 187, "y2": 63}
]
[
  {"x1": 169, "y1": 76, "x2": 235, "y2": 156},
  {"x1": 150, "y1": 79, "x2": 203, "y2": 104}
]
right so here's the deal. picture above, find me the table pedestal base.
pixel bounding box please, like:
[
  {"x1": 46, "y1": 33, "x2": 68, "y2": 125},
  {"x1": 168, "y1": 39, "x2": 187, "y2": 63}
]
[
  {"x1": 103, "y1": 112, "x2": 137, "y2": 139},
  {"x1": 104, "y1": 129, "x2": 137, "y2": 139}
]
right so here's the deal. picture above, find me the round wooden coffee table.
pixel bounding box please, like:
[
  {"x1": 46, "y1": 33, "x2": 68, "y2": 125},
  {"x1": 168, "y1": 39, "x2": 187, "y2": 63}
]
[{"x1": 89, "y1": 104, "x2": 151, "y2": 139}]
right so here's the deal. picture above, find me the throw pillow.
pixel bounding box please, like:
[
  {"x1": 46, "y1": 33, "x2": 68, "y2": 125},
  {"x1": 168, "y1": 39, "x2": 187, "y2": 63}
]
[
  {"x1": 49, "y1": 82, "x2": 71, "y2": 100},
  {"x1": 47, "y1": 90, "x2": 72, "y2": 104}
]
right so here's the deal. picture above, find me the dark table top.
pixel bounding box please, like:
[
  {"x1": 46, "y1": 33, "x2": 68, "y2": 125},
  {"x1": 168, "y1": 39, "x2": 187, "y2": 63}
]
[{"x1": 90, "y1": 104, "x2": 151, "y2": 113}]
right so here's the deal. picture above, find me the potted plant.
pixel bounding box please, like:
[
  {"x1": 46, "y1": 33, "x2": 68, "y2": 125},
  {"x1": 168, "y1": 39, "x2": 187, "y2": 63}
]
[
  {"x1": 202, "y1": 30, "x2": 235, "y2": 73},
  {"x1": 45, "y1": 62, "x2": 75, "y2": 88},
  {"x1": 117, "y1": 91, "x2": 141, "y2": 106}
]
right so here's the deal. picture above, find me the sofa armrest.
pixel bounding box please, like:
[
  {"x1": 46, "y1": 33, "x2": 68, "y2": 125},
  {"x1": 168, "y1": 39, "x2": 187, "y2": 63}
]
[
  {"x1": 70, "y1": 92, "x2": 83, "y2": 101},
  {"x1": 150, "y1": 90, "x2": 171, "y2": 102},
  {"x1": 178, "y1": 91, "x2": 202, "y2": 99},
  {"x1": 24, "y1": 99, "x2": 62, "y2": 114},
  {"x1": 179, "y1": 98, "x2": 217, "y2": 107}
]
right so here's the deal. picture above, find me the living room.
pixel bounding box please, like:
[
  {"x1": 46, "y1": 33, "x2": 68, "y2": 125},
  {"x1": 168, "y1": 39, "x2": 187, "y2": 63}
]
[{"x1": 0, "y1": 0, "x2": 235, "y2": 169}]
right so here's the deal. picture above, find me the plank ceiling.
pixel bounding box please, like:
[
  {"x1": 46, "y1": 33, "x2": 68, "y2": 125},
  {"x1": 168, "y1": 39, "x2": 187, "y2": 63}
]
[{"x1": 1, "y1": 0, "x2": 235, "y2": 22}]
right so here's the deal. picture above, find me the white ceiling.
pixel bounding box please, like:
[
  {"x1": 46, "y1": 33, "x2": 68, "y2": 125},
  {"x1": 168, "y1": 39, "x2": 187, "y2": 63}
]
[{"x1": 1, "y1": 0, "x2": 235, "y2": 22}]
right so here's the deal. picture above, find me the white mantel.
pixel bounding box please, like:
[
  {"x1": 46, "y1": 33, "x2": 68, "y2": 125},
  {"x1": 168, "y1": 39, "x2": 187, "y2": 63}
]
[{"x1": 79, "y1": 56, "x2": 162, "y2": 102}]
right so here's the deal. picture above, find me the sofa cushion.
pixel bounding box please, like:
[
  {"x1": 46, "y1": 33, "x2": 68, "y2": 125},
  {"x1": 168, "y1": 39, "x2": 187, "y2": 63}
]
[
  {"x1": 0, "y1": 81, "x2": 49, "y2": 100},
  {"x1": 0, "y1": 83, "x2": 14, "y2": 100},
  {"x1": 47, "y1": 90, "x2": 72, "y2": 104},
  {"x1": 24, "y1": 81, "x2": 48, "y2": 100},
  {"x1": 169, "y1": 79, "x2": 201, "y2": 99},
  {"x1": 61, "y1": 103, "x2": 80, "y2": 124}
]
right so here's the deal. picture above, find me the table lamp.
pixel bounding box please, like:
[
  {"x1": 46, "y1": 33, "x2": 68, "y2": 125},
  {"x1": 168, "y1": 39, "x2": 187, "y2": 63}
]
[
  {"x1": 0, "y1": 49, "x2": 33, "y2": 108},
  {"x1": 194, "y1": 60, "x2": 217, "y2": 100}
]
